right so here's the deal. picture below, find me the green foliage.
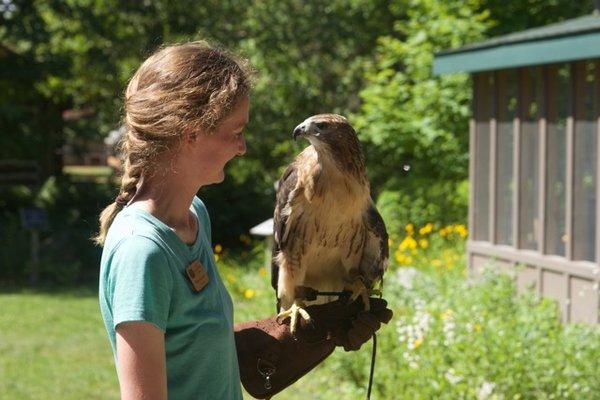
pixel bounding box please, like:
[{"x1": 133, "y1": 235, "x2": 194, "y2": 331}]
[
  {"x1": 0, "y1": 176, "x2": 114, "y2": 285},
  {"x1": 355, "y1": 0, "x2": 490, "y2": 191},
  {"x1": 376, "y1": 179, "x2": 469, "y2": 236},
  {"x1": 481, "y1": 0, "x2": 594, "y2": 37},
  {"x1": 342, "y1": 265, "x2": 600, "y2": 399}
]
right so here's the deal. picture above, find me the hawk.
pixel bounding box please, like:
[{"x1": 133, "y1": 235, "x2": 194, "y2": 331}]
[{"x1": 272, "y1": 114, "x2": 388, "y2": 332}]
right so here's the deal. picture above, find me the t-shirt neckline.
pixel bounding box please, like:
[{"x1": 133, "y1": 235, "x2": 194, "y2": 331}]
[{"x1": 122, "y1": 203, "x2": 204, "y2": 258}]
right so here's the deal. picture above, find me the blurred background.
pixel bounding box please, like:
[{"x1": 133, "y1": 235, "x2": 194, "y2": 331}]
[{"x1": 1, "y1": 1, "x2": 599, "y2": 399}]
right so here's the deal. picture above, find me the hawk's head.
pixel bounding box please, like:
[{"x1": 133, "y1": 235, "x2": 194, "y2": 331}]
[{"x1": 292, "y1": 114, "x2": 365, "y2": 177}]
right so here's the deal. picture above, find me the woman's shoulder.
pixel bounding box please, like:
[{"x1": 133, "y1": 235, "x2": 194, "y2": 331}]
[{"x1": 103, "y1": 209, "x2": 169, "y2": 256}]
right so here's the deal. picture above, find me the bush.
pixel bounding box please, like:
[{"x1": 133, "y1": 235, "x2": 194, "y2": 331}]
[
  {"x1": 331, "y1": 264, "x2": 600, "y2": 399},
  {"x1": 0, "y1": 176, "x2": 114, "y2": 286},
  {"x1": 376, "y1": 179, "x2": 468, "y2": 238}
]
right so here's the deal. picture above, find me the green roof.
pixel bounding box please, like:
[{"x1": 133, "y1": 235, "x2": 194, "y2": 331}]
[{"x1": 433, "y1": 13, "x2": 600, "y2": 75}]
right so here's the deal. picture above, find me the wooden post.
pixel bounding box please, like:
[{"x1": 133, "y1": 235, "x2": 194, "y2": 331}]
[
  {"x1": 565, "y1": 63, "x2": 575, "y2": 261},
  {"x1": 490, "y1": 72, "x2": 498, "y2": 244},
  {"x1": 30, "y1": 229, "x2": 40, "y2": 286},
  {"x1": 539, "y1": 66, "x2": 548, "y2": 256},
  {"x1": 513, "y1": 68, "x2": 523, "y2": 249}
]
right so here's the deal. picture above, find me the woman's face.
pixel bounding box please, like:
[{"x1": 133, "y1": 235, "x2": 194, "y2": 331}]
[{"x1": 185, "y1": 96, "x2": 249, "y2": 185}]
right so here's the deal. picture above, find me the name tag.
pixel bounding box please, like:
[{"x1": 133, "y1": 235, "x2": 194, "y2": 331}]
[{"x1": 186, "y1": 260, "x2": 209, "y2": 292}]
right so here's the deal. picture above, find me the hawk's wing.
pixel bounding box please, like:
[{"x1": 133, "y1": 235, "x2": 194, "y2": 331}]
[
  {"x1": 361, "y1": 202, "x2": 389, "y2": 285},
  {"x1": 271, "y1": 163, "x2": 298, "y2": 305}
]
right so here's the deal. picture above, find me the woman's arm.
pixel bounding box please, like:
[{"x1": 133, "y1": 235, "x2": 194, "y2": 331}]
[{"x1": 116, "y1": 321, "x2": 167, "y2": 400}]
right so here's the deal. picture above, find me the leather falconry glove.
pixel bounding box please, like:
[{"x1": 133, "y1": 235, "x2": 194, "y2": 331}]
[{"x1": 234, "y1": 296, "x2": 393, "y2": 399}]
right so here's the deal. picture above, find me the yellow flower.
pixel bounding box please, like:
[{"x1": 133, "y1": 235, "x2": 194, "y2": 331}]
[
  {"x1": 394, "y1": 251, "x2": 413, "y2": 266},
  {"x1": 214, "y1": 244, "x2": 223, "y2": 254},
  {"x1": 439, "y1": 227, "x2": 448, "y2": 237},
  {"x1": 405, "y1": 223, "x2": 414, "y2": 234},
  {"x1": 473, "y1": 323, "x2": 482, "y2": 332},
  {"x1": 412, "y1": 338, "x2": 423, "y2": 349},
  {"x1": 226, "y1": 273, "x2": 236, "y2": 283},
  {"x1": 418, "y1": 239, "x2": 429, "y2": 249},
  {"x1": 214, "y1": 254, "x2": 221, "y2": 262},
  {"x1": 432, "y1": 259, "x2": 442, "y2": 267},
  {"x1": 400, "y1": 236, "x2": 418, "y2": 251},
  {"x1": 395, "y1": 250, "x2": 403, "y2": 264},
  {"x1": 419, "y1": 223, "x2": 433, "y2": 235},
  {"x1": 454, "y1": 224, "x2": 468, "y2": 238},
  {"x1": 259, "y1": 267, "x2": 268, "y2": 277},
  {"x1": 244, "y1": 288, "x2": 255, "y2": 299}
]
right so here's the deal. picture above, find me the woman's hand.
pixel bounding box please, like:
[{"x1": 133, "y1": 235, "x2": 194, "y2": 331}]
[{"x1": 116, "y1": 321, "x2": 167, "y2": 400}]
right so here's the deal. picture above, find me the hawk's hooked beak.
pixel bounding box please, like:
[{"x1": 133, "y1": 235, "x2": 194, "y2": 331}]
[
  {"x1": 293, "y1": 120, "x2": 316, "y2": 141},
  {"x1": 292, "y1": 123, "x2": 307, "y2": 141}
]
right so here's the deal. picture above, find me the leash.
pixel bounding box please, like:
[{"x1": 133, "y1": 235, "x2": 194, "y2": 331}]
[
  {"x1": 367, "y1": 333, "x2": 377, "y2": 400},
  {"x1": 298, "y1": 287, "x2": 378, "y2": 400}
]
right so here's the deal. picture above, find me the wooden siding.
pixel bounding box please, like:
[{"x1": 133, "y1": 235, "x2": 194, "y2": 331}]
[{"x1": 469, "y1": 59, "x2": 600, "y2": 324}]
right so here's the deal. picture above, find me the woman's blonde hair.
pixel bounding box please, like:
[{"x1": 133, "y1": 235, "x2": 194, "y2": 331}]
[{"x1": 94, "y1": 41, "x2": 253, "y2": 245}]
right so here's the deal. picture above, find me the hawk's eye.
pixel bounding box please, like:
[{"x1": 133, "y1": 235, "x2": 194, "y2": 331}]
[{"x1": 315, "y1": 122, "x2": 327, "y2": 130}]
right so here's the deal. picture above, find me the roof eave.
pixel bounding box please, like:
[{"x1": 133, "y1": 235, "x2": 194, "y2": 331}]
[{"x1": 433, "y1": 30, "x2": 600, "y2": 75}]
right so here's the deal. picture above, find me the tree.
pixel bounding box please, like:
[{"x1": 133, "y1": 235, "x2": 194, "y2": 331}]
[{"x1": 354, "y1": 0, "x2": 490, "y2": 190}]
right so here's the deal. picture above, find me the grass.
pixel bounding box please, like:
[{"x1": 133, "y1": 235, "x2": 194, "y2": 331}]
[
  {"x1": 0, "y1": 288, "x2": 119, "y2": 399},
  {"x1": 62, "y1": 165, "x2": 114, "y2": 183},
  {"x1": 62, "y1": 166, "x2": 113, "y2": 177}
]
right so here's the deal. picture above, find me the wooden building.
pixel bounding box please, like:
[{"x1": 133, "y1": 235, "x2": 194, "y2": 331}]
[{"x1": 434, "y1": 13, "x2": 600, "y2": 323}]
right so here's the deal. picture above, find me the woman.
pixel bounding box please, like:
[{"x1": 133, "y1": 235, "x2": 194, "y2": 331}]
[{"x1": 96, "y1": 41, "x2": 392, "y2": 399}]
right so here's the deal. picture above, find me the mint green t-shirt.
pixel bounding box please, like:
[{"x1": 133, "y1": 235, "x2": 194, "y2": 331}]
[{"x1": 99, "y1": 196, "x2": 242, "y2": 400}]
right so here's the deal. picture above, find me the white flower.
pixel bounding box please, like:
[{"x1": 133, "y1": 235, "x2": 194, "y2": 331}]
[
  {"x1": 442, "y1": 315, "x2": 456, "y2": 345},
  {"x1": 444, "y1": 369, "x2": 462, "y2": 385},
  {"x1": 477, "y1": 381, "x2": 495, "y2": 400},
  {"x1": 395, "y1": 267, "x2": 419, "y2": 290},
  {"x1": 396, "y1": 300, "x2": 431, "y2": 350}
]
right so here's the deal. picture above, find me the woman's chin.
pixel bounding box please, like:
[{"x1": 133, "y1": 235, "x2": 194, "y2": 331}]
[{"x1": 211, "y1": 170, "x2": 226, "y2": 184}]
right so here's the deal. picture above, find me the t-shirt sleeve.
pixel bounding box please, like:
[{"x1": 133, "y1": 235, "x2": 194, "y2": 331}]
[{"x1": 107, "y1": 235, "x2": 173, "y2": 332}]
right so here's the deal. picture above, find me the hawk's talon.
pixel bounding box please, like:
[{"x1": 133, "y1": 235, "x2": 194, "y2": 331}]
[
  {"x1": 276, "y1": 301, "x2": 311, "y2": 333},
  {"x1": 345, "y1": 276, "x2": 377, "y2": 311}
]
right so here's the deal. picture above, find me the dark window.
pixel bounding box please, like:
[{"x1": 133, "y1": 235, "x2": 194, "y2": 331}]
[
  {"x1": 496, "y1": 69, "x2": 518, "y2": 245},
  {"x1": 545, "y1": 64, "x2": 570, "y2": 257},
  {"x1": 573, "y1": 61, "x2": 597, "y2": 261}
]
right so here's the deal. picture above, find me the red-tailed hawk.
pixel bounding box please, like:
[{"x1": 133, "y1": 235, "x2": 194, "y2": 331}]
[{"x1": 272, "y1": 114, "x2": 388, "y2": 332}]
